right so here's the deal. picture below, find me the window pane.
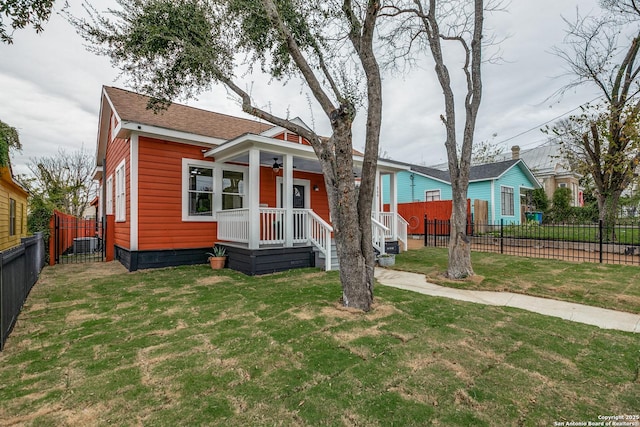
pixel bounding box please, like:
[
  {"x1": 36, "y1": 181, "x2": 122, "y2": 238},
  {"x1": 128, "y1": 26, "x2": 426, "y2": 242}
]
[
  {"x1": 222, "y1": 194, "x2": 243, "y2": 210},
  {"x1": 190, "y1": 167, "x2": 213, "y2": 191},
  {"x1": 222, "y1": 170, "x2": 244, "y2": 194},
  {"x1": 190, "y1": 192, "x2": 213, "y2": 216}
]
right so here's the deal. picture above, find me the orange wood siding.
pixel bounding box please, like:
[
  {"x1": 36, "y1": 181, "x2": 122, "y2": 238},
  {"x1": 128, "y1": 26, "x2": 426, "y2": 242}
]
[
  {"x1": 273, "y1": 132, "x2": 311, "y2": 146},
  {"x1": 137, "y1": 136, "x2": 217, "y2": 250},
  {"x1": 106, "y1": 136, "x2": 130, "y2": 249}
]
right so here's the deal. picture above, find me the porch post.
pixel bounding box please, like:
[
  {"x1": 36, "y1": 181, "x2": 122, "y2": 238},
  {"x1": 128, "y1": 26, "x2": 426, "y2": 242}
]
[
  {"x1": 248, "y1": 148, "x2": 261, "y2": 249},
  {"x1": 283, "y1": 154, "x2": 294, "y2": 247},
  {"x1": 389, "y1": 172, "x2": 398, "y2": 239},
  {"x1": 373, "y1": 168, "x2": 381, "y2": 219}
]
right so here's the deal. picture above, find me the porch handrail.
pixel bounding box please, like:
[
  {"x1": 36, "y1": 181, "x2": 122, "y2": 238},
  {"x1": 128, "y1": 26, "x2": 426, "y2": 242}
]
[
  {"x1": 396, "y1": 214, "x2": 409, "y2": 252},
  {"x1": 377, "y1": 212, "x2": 395, "y2": 239},
  {"x1": 308, "y1": 210, "x2": 333, "y2": 271},
  {"x1": 371, "y1": 216, "x2": 389, "y2": 255}
]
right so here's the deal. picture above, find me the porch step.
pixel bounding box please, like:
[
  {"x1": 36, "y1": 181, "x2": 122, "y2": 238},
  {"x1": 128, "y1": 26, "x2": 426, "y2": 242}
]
[{"x1": 313, "y1": 239, "x2": 339, "y2": 271}]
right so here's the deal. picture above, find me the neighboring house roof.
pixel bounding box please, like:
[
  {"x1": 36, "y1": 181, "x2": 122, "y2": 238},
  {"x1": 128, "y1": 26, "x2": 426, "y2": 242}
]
[
  {"x1": 103, "y1": 86, "x2": 274, "y2": 140},
  {"x1": 407, "y1": 159, "x2": 540, "y2": 187},
  {"x1": 514, "y1": 142, "x2": 575, "y2": 177},
  {"x1": 1, "y1": 164, "x2": 29, "y2": 197}
]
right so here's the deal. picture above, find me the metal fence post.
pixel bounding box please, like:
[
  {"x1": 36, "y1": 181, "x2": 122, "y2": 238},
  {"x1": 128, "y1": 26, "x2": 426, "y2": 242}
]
[
  {"x1": 424, "y1": 215, "x2": 427, "y2": 247},
  {"x1": 500, "y1": 219, "x2": 504, "y2": 254},
  {"x1": 599, "y1": 219, "x2": 603, "y2": 263}
]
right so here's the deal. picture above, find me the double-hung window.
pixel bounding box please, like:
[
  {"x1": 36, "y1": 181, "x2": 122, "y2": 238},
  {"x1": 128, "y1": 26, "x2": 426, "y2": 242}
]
[
  {"x1": 106, "y1": 175, "x2": 113, "y2": 215},
  {"x1": 9, "y1": 198, "x2": 15, "y2": 236},
  {"x1": 115, "y1": 160, "x2": 126, "y2": 222},
  {"x1": 501, "y1": 186, "x2": 514, "y2": 216},
  {"x1": 183, "y1": 159, "x2": 215, "y2": 221},
  {"x1": 425, "y1": 190, "x2": 441, "y2": 202}
]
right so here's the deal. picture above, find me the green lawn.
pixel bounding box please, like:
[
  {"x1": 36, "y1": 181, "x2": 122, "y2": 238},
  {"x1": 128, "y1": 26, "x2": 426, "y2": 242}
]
[
  {"x1": 0, "y1": 262, "x2": 638, "y2": 426},
  {"x1": 395, "y1": 247, "x2": 640, "y2": 314}
]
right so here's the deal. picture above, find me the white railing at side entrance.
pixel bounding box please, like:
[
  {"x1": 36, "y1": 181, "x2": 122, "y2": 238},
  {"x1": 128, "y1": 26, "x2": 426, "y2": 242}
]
[
  {"x1": 396, "y1": 215, "x2": 409, "y2": 252},
  {"x1": 307, "y1": 210, "x2": 333, "y2": 271},
  {"x1": 371, "y1": 216, "x2": 389, "y2": 255}
]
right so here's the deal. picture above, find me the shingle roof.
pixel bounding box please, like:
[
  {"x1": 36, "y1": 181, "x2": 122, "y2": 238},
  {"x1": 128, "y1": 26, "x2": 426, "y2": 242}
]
[
  {"x1": 104, "y1": 86, "x2": 274, "y2": 140},
  {"x1": 411, "y1": 159, "x2": 521, "y2": 182}
]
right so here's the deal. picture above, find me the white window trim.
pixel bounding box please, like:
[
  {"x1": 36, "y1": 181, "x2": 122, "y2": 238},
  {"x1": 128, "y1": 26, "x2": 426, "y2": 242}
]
[
  {"x1": 424, "y1": 189, "x2": 441, "y2": 202},
  {"x1": 500, "y1": 185, "x2": 515, "y2": 217},
  {"x1": 182, "y1": 158, "x2": 216, "y2": 222},
  {"x1": 106, "y1": 175, "x2": 113, "y2": 215},
  {"x1": 115, "y1": 160, "x2": 126, "y2": 222}
]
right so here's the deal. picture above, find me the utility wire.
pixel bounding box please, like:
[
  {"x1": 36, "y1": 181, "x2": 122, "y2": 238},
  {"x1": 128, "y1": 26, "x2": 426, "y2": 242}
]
[{"x1": 494, "y1": 94, "x2": 604, "y2": 147}]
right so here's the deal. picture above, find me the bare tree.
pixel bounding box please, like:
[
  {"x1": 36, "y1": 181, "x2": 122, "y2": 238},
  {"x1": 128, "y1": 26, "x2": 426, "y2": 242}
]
[
  {"x1": 72, "y1": 0, "x2": 384, "y2": 311},
  {"x1": 383, "y1": 0, "x2": 493, "y2": 279},
  {"x1": 551, "y1": 0, "x2": 640, "y2": 234},
  {"x1": 24, "y1": 147, "x2": 95, "y2": 218}
]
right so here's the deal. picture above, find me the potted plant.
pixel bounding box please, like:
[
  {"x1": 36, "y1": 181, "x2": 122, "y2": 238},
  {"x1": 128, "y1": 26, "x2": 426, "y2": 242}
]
[
  {"x1": 206, "y1": 245, "x2": 227, "y2": 269},
  {"x1": 377, "y1": 253, "x2": 395, "y2": 267}
]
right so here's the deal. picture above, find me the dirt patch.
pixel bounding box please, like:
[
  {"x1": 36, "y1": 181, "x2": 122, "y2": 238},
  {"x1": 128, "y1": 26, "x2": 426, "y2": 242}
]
[
  {"x1": 65, "y1": 309, "x2": 101, "y2": 325},
  {"x1": 288, "y1": 306, "x2": 317, "y2": 320},
  {"x1": 332, "y1": 325, "x2": 385, "y2": 342},
  {"x1": 320, "y1": 301, "x2": 400, "y2": 320},
  {"x1": 196, "y1": 276, "x2": 229, "y2": 286},
  {"x1": 273, "y1": 271, "x2": 326, "y2": 283}
]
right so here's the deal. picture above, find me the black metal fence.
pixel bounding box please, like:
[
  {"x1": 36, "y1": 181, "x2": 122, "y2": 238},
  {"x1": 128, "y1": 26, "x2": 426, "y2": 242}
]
[
  {"x1": 51, "y1": 213, "x2": 104, "y2": 264},
  {"x1": 424, "y1": 217, "x2": 640, "y2": 266},
  {"x1": 1, "y1": 233, "x2": 46, "y2": 351}
]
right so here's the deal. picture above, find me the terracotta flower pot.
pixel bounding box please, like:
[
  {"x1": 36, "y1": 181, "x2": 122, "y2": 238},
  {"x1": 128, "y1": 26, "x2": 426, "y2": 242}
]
[{"x1": 209, "y1": 256, "x2": 226, "y2": 269}]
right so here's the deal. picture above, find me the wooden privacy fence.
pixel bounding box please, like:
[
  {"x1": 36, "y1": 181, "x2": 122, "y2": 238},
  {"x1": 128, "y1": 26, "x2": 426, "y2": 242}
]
[
  {"x1": 386, "y1": 200, "x2": 471, "y2": 235},
  {"x1": 1, "y1": 233, "x2": 46, "y2": 351}
]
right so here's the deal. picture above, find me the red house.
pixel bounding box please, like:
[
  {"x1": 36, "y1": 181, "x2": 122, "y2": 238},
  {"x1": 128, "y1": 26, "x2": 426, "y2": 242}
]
[{"x1": 93, "y1": 87, "x2": 408, "y2": 274}]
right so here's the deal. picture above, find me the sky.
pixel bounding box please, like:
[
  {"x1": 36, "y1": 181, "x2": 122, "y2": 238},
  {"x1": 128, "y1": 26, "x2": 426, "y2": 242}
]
[{"x1": 0, "y1": 0, "x2": 604, "y2": 177}]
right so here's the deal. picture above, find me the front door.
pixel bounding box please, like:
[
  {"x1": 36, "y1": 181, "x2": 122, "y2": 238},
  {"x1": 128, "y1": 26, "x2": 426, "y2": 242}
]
[
  {"x1": 278, "y1": 179, "x2": 310, "y2": 241},
  {"x1": 292, "y1": 184, "x2": 305, "y2": 208}
]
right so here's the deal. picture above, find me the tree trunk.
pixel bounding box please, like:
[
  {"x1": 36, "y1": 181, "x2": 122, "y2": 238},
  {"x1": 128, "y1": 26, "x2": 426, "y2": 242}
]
[
  {"x1": 597, "y1": 191, "x2": 621, "y2": 242},
  {"x1": 325, "y1": 115, "x2": 373, "y2": 311},
  {"x1": 447, "y1": 180, "x2": 473, "y2": 279}
]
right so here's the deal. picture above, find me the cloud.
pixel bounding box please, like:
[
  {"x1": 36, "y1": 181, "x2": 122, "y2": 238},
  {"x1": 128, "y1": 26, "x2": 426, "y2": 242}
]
[{"x1": 0, "y1": 0, "x2": 604, "y2": 179}]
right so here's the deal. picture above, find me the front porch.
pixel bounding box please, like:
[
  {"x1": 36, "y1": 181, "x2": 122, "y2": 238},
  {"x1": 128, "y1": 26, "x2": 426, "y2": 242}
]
[
  {"x1": 205, "y1": 131, "x2": 410, "y2": 273},
  {"x1": 216, "y1": 207, "x2": 408, "y2": 272}
]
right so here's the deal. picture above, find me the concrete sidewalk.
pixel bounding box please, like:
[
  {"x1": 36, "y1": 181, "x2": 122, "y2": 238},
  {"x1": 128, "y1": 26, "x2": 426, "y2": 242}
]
[{"x1": 374, "y1": 268, "x2": 640, "y2": 333}]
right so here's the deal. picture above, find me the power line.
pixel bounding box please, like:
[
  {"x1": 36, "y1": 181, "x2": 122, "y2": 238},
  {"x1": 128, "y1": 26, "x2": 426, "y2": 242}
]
[{"x1": 494, "y1": 94, "x2": 604, "y2": 147}]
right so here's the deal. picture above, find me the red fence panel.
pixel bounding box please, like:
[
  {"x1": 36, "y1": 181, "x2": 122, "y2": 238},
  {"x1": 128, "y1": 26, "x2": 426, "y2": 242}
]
[{"x1": 386, "y1": 200, "x2": 471, "y2": 234}]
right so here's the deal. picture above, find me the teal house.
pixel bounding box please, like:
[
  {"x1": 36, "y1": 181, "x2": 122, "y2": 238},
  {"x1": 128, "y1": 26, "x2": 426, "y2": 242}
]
[{"x1": 382, "y1": 159, "x2": 541, "y2": 224}]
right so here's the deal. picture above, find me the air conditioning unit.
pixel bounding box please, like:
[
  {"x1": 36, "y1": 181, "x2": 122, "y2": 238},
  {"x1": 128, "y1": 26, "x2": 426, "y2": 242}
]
[{"x1": 73, "y1": 237, "x2": 98, "y2": 254}]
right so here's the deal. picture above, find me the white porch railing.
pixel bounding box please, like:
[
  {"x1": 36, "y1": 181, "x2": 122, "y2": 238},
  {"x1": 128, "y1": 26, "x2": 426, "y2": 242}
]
[
  {"x1": 258, "y1": 208, "x2": 310, "y2": 245},
  {"x1": 308, "y1": 210, "x2": 333, "y2": 271},
  {"x1": 371, "y1": 216, "x2": 389, "y2": 255},
  {"x1": 217, "y1": 209, "x2": 249, "y2": 243},
  {"x1": 259, "y1": 208, "x2": 285, "y2": 244},
  {"x1": 375, "y1": 212, "x2": 408, "y2": 252},
  {"x1": 217, "y1": 208, "x2": 407, "y2": 269},
  {"x1": 396, "y1": 214, "x2": 409, "y2": 251}
]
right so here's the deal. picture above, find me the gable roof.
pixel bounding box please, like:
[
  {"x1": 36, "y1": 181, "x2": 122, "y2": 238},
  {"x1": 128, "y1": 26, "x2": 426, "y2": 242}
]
[
  {"x1": 409, "y1": 158, "x2": 540, "y2": 187},
  {"x1": 103, "y1": 86, "x2": 274, "y2": 140}
]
